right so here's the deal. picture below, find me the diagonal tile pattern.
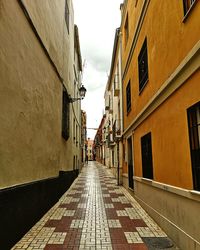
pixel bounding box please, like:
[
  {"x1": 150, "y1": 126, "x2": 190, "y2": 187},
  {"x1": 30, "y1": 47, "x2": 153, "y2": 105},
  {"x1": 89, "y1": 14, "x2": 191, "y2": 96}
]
[{"x1": 13, "y1": 161, "x2": 177, "y2": 250}]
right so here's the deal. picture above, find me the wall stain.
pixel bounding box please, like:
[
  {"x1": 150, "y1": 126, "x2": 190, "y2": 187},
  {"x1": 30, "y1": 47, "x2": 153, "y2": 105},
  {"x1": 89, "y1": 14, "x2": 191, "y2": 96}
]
[{"x1": 0, "y1": 0, "x2": 5, "y2": 18}]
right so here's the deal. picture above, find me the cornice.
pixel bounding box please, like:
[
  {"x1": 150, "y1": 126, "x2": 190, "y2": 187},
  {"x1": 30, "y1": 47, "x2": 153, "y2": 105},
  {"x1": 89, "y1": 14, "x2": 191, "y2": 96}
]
[{"x1": 123, "y1": 40, "x2": 200, "y2": 136}]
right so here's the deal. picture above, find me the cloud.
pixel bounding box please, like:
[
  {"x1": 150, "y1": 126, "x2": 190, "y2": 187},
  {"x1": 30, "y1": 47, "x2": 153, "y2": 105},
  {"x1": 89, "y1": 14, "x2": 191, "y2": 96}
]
[
  {"x1": 85, "y1": 47, "x2": 110, "y2": 72},
  {"x1": 81, "y1": 86, "x2": 105, "y2": 138},
  {"x1": 73, "y1": 0, "x2": 122, "y2": 138},
  {"x1": 82, "y1": 61, "x2": 108, "y2": 92}
]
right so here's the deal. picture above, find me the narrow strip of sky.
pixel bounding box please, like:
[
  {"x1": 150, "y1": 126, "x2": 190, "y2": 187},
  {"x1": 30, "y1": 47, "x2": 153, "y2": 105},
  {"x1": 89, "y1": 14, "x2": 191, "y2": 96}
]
[{"x1": 73, "y1": 0, "x2": 122, "y2": 139}]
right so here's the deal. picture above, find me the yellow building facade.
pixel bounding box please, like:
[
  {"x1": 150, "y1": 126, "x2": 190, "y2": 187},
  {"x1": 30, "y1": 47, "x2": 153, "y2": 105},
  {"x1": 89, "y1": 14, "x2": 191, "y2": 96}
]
[{"x1": 121, "y1": 0, "x2": 200, "y2": 249}]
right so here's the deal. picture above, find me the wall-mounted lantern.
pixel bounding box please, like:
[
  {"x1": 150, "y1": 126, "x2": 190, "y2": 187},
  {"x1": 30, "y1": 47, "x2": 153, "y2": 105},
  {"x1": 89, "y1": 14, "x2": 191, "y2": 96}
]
[{"x1": 69, "y1": 85, "x2": 87, "y2": 103}]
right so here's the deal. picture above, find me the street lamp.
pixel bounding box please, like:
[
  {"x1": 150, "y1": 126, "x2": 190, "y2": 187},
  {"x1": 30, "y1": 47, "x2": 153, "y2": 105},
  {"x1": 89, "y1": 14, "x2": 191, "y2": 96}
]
[{"x1": 69, "y1": 85, "x2": 87, "y2": 103}]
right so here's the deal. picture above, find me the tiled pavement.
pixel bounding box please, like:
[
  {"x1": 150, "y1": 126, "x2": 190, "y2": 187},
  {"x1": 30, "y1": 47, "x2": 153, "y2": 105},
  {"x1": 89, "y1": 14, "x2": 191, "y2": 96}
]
[{"x1": 13, "y1": 161, "x2": 178, "y2": 250}]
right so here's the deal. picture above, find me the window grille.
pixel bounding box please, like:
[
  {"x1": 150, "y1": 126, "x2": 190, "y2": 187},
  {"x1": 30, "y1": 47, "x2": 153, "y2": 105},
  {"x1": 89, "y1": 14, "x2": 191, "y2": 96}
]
[
  {"x1": 126, "y1": 80, "x2": 131, "y2": 114},
  {"x1": 124, "y1": 14, "x2": 129, "y2": 46},
  {"x1": 141, "y1": 132, "x2": 154, "y2": 179},
  {"x1": 183, "y1": 0, "x2": 197, "y2": 16},
  {"x1": 187, "y1": 101, "x2": 200, "y2": 191},
  {"x1": 65, "y1": 0, "x2": 69, "y2": 32},
  {"x1": 62, "y1": 86, "x2": 70, "y2": 140},
  {"x1": 138, "y1": 38, "x2": 148, "y2": 92}
]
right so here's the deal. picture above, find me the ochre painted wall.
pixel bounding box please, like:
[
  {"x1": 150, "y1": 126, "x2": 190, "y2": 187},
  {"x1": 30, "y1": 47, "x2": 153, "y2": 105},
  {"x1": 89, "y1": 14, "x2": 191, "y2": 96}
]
[
  {"x1": 121, "y1": 0, "x2": 144, "y2": 71},
  {"x1": 133, "y1": 71, "x2": 200, "y2": 189},
  {"x1": 122, "y1": 0, "x2": 200, "y2": 130},
  {"x1": 121, "y1": 0, "x2": 200, "y2": 189}
]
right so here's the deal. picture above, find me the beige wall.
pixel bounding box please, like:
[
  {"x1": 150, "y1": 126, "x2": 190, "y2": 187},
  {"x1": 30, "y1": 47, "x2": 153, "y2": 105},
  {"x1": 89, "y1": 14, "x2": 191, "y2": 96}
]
[
  {"x1": 0, "y1": 0, "x2": 80, "y2": 188},
  {"x1": 22, "y1": 0, "x2": 74, "y2": 91},
  {"x1": 104, "y1": 29, "x2": 124, "y2": 181},
  {"x1": 134, "y1": 179, "x2": 200, "y2": 250}
]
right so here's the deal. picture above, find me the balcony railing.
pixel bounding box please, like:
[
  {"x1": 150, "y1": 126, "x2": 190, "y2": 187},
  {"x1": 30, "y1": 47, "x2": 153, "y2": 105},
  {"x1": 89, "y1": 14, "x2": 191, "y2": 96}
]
[
  {"x1": 106, "y1": 132, "x2": 115, "y2": 148},
  {"x1": 114, "y1": 74, "x2": 120, "y2": 97},
  {"x1": 113, "y1": 119, "x2": 121, "y2": 141}
]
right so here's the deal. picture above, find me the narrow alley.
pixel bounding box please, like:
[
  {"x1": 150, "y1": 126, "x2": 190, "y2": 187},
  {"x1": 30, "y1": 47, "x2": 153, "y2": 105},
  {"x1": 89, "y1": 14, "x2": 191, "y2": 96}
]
[
  {"x1": 1, "y1": 0, "x2": 200, "y2": 249},
  {"x1": 13, "y1": 162, "x2": 177, "y2": 250}
]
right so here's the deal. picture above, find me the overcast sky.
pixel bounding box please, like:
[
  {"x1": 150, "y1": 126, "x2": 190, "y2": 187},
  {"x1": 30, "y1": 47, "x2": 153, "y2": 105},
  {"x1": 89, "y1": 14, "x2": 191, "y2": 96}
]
[{"x1": 73, "y1": 0, "x2": 122, "y2": 139}]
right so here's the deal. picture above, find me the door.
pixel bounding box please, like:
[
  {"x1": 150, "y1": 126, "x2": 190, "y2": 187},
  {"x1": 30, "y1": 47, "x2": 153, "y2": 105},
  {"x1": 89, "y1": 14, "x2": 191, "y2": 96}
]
[
  {"x1": 128, "y1": 137, "x2": 134, "y2": 189},
  {"x1": 141, "y1": 132, "x2": 154, "y2": 179},
  {"x1": 187, "y1": 102, "x2": 200, "y2": 191}
]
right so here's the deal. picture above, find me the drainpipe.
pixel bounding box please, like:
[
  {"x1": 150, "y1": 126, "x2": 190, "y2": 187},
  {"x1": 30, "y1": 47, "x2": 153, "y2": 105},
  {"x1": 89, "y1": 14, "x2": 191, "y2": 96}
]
[
  {"x1": 117, "y1": 139, "x2": 120, "y2": 185},
  {"x1": 118, "y1": 30, "x2": 123, "y2": 185},
  {"x1": 119, "y1": 31, "x2": 124, "y2": 133}
]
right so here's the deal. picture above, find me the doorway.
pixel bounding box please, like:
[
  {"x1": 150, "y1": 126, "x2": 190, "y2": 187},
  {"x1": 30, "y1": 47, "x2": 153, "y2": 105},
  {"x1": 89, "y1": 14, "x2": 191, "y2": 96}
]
[{"x1": 187, "y1": 102, "x2": 200, "y2": 191}]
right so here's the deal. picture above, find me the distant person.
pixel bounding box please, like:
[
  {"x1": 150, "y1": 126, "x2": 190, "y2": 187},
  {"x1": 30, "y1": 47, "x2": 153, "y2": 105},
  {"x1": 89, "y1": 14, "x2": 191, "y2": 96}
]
[{"x1": 85, "y1": 154, "x2": 88, "y2": 164}]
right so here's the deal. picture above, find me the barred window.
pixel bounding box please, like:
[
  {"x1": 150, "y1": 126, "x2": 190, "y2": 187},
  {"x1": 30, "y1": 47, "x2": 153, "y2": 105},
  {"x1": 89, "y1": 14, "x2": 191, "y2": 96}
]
[
  {"x1": 141, "y1": 132, "x2": 154, "y2": 179},
  {"x1": 138, "y1": 38, "x2": 148, "y2": 93},
  {"x1": 62, "y1": 86, "x2": 70, "y2": 140},
  {"x1": 124, "y1": 14, "x2": 129, "y2": 46},
  {"x1": 183, "y1": 0, "x2": 197, "y2": 16},
  {"x1": 187, "y1": 101, "x2": 200, "y2": 191},
  {"x1": 126, "y1": 80, "x2": 131, "y2": 114},
  {"x1": 65, "y1": 0, "x2": 69, "y2": 32}
]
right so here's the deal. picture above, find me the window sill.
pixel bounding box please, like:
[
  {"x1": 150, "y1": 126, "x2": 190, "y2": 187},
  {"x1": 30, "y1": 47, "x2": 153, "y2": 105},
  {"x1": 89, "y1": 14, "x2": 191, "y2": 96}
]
[
  {"x1": 126, "y1": 108, "x2": 132, "y2": 116},
  {"x1": 139, "y1": 79, "x2": 149, "y2": 95},
  {"x1": 183, "y1": 0, "x2": 197, "y2": 23},
  {"x1": 190, "y1": 190, "x2": 200, "y2": 196},
  {"x1": 134, "y1": 176, "x2": 200, "y2": 202},
  {"x1": 128, "y1": 187, "x2": 134, "y2": 192},
  {"x1": 141, "y1": 177, "x2": 153, "y2": 183}
]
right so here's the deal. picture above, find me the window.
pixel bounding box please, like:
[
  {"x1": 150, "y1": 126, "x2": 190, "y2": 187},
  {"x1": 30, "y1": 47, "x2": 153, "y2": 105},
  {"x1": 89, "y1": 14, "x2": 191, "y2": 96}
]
[
  {"x1": 183, "y1": 0, "x2": 197, "y2": 16},
  {"x1": 76, "y1": 124, "x2": 78, "y2": 146},
  {"x1": 124, "y1": 14, "x2": 129, "y2": 46},
  {"x1": 73, "y1": 118, "x2": 75, "y2": 143},
  {"x1": 74, "y1": 80, "x2": 76, "y2": 99},
  {"x1": 141, "y1": 132, "x2": 153, "y2": 179},
  {"x1": 187, "y1": 101, "x2": 200, "y2": 191},
  {"x1": 126, "y1": 80, "x2": 131, "y2": 114},
  {"x1": 138, "y1": 38, "x2": 149, "y2": 93},
  {"x1": 73, "y1": 156, "x2": 75, "y2": 170},
  {"x1": 62, "y1": 86, "x2": 70, "y2": 140},
  {"x1": 65, "y1": 0, "x2": 69, "y2": 32},
  {"x1": 112, "y1": 150, "x2": 114, "y2": 167}
]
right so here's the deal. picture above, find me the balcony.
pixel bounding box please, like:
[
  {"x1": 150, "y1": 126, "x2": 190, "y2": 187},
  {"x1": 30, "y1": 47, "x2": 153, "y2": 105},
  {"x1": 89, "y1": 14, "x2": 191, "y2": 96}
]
[
  {"x1": 113, "y1": 119, "x2": 122, "y2": 141},
  {"x1": 107, "y1": 132, "x2": 115, "y2": 148},
  {"x1": 105, "y1": 98, "x2": 109, "y2": 110},
  {"x1": 114, "y1": 74, "x2": 120, "y2": 97},
  {"x1": 108, "y1": 99, "x2": 113, "y2": 114},
  {"x1": 114, "y1": 88, "x2": 120, "y2": 97}
]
